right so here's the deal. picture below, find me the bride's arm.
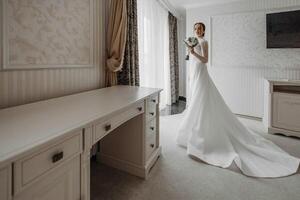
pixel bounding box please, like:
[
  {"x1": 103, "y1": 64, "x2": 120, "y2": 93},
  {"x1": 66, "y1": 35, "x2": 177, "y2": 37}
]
[{"x1": 190, "y1": 41, "x2": 208, "y2": 64}]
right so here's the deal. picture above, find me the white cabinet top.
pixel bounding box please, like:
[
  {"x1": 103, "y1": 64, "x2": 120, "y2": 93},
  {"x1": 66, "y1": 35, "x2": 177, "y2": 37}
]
[
  {"x1": 265, "y1": 79, "x2": 300, "y2": 85},
  {"x1": 0, "y1": 86, "x2": 161, "y2": 165}
]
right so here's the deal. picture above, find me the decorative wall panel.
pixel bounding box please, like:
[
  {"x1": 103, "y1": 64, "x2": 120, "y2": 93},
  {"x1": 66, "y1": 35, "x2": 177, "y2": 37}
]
[{"x1": 2, "y1": 0, "x2": 95, "y2": 69}]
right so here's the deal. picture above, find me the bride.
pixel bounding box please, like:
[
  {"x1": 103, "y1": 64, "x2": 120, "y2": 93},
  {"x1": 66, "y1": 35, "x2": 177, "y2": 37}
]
[{"x1": 176, "y1": 22, "x2": 300, "y2": 178}]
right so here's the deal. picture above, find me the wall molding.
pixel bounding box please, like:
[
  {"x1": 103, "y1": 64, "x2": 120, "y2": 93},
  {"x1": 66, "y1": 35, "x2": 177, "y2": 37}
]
[
  {"x1": 158, "y1": 0, "x2": 183, "y2": 19},
  {"x1": 187, "y1": 0, "x2": 300, "y2": 15},
  {"x1": 210, "y1": 65, "x2": 300, "y2": 70},
  {"x1": 208, "y1": 4, "x2": 300, "y2": 17},
  {"x1": 1, "y1": 0, "x2": 98, "y2": 70}
]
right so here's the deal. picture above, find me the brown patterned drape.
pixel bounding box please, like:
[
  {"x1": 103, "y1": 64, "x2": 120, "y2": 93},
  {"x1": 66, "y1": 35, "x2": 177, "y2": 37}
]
[
  {"x1": 118, "y1": 0, "x2": 139, "y2": 86},
  {"x1": 105, "y1": 0, "x2": 127, "y2": 87},
  {"x1": 168, "y1": 12, "x2": 179, "y2": 103}
]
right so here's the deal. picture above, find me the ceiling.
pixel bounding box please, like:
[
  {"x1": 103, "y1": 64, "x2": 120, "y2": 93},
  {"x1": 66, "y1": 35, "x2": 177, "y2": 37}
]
[{"x1": 167, "y1": 0, "x2": 244, "y2": 13}]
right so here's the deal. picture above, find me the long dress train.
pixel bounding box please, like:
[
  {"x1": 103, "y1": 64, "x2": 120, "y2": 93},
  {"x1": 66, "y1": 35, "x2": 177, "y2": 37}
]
[{"x1": 176, "y1": 38, "x2": 299, "y2": 178}]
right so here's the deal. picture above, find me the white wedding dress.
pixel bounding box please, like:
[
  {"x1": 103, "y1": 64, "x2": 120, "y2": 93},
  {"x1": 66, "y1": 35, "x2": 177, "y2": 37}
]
[{"x1": 176, "y1": 37, "x2": 300, "y2": 178}]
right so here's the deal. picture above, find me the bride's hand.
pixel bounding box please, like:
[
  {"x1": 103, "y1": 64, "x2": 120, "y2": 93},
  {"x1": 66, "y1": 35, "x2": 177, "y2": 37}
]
[{"x1": 188, "y1": 47, "x2": 195, "y2": 55}]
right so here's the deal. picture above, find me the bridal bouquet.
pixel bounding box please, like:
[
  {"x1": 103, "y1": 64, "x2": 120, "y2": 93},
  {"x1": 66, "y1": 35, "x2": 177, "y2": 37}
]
[{"x1": 184, "y1": 37, "x2": 198, "y2": 60}]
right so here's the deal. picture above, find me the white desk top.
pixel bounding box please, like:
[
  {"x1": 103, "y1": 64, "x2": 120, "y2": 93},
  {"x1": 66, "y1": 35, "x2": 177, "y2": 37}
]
[{"x1": 0, "y1": 86, "x2": 161, "y2": 165}]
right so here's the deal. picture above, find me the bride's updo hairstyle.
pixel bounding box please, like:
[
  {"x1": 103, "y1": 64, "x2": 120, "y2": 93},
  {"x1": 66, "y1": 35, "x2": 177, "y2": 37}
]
[{"x1": 194, "y1": 22, "x2": 205, "y2": 37}]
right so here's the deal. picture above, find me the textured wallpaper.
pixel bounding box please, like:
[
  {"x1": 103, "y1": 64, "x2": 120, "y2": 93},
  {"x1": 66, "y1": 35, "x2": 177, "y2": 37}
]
[
  {"x1": 212, "y1": 11, "x2": 300, "y2": 69},
  {"x1": 7, "y1": 0, "x2": 92, "y2": 66}
]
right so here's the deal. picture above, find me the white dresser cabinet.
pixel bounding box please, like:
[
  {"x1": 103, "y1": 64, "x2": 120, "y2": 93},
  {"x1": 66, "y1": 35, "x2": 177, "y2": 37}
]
[
  {"x1": 0, "y1": 86, "x2": 162, "y2": 200},
  {"x1": 263, "y1": 79, "x2": 300, "y2": 137}
]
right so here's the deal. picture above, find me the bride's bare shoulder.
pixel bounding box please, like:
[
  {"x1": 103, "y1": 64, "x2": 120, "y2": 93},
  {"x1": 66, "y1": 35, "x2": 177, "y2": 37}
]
[
  {"x1": 199, "y1": 38, "x2": 208, "y2": 44},
  {"x1": 199, "y1": 39, "x2": 208, "y2": 48}
]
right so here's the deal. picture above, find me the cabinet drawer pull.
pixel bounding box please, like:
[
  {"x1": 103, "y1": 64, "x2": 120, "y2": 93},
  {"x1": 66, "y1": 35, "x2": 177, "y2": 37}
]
[
  {"x1": 105, "y1": 124, "x2": 111, "y2": 131},
  {"x1": 150, "y1": 144, "x2": 155, "y2": 148},
  {"x1": 137, "y1": 107, "x2": 143, "y2": 111},
  {"x1": 152, "y1": 99, "x2": 156, "y2": 103},
  {"x1": 287, "y1": 102, "x2": 300, "y2": 106},
  {"x1": 52, "y1": 152, "x2": 64, "y2": 163},
  {"x1": 150, "y1": 112, "x2": 155, "y2": 116},
  {"x1": 150, "y1": 127, "x2": 155, "y2": 131}
]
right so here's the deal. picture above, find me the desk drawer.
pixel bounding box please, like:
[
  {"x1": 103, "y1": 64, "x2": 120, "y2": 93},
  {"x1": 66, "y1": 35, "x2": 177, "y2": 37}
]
[
  {"x1": 93, "y1": 102, "x2": 144, "y2": 143},
  {"x1": 146, "y1": 95, "x2": 158, "y2": 121},
  {"x1": 146, "y1": 118, "x2": 157, "y2": 136},
  {"x1": 145, "y1": 133, "x2": 156, "y2": 160},
  {"x1": 145, "y1": 119, "x2": 157, "y2": 160},
  {"x1": 14, "y1": 133, "x2": 82, "y2": 193},
  {"x1": 148, "y1": 95, "x2": 158, "y2": 105}
]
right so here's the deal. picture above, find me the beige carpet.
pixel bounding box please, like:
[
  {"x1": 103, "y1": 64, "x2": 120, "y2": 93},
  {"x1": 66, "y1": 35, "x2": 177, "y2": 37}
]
[{"x1": 91, "y1": 115, "x2": 300, "y2": 200}]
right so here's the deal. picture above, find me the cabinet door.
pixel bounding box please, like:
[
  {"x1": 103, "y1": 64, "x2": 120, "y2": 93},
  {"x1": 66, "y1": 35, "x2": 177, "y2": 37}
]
[
  {"x1": 272, "y1": 93, "x2": 300, "y2": 132},
  {"x1": 14, "y1": 156, "x2": 80, "y2": 200},
  {"x1": 0, "y1": 166, "x2": 11, "y2": 200}
]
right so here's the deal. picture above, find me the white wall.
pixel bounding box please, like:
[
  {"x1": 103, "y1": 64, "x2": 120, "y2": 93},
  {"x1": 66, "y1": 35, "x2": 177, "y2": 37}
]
[{"x1": 186, "y1": 0, "x2": 300, "y2": 118}]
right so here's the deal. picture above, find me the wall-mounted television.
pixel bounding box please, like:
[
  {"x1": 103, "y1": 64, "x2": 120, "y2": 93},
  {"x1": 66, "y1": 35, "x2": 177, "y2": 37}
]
[{"x1": 267, "y1": 10, "x2": 300, "y2": 48}]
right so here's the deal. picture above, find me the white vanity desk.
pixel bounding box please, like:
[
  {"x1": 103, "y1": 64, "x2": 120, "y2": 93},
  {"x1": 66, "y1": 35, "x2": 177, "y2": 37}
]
[{"x1": 0, "y1": 86, "x2": 162, "y2": 200}]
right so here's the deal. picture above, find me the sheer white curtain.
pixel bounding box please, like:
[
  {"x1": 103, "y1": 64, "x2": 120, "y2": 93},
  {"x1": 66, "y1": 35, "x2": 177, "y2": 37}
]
[{"x1": 137, "y1": 0, "x2": 171, "y2": 108}]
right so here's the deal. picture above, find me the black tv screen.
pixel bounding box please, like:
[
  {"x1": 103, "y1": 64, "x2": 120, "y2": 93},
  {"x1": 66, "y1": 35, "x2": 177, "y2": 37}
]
[{"x1": 267, "y1": 10, "x2": 300, "y2": 48}]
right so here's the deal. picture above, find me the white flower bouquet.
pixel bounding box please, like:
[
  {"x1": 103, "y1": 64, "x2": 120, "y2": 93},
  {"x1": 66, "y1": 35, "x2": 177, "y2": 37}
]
[{"x1": 184, "y1": 37, "x2": 198, "y2": 60}]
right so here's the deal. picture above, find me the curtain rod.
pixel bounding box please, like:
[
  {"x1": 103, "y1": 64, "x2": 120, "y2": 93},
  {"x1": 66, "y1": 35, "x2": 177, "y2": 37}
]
[{"x1": 156, "y1": 0, "x2": 182, "y2": 19}]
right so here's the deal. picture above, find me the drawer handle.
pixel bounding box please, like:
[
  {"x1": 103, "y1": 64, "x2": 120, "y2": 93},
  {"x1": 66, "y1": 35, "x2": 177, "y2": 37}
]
[
  {"x1": 152, "y1": 99, "x2": 156, "y2": 103},
  {"x1": 137, "y1": 107, "x2": 143, "y2": 111},
  {"x1": 105, "y1": 124, "x2": 111, "y2": 131},
  {"x1": 150, "y1": 144, "x2": 155, "y2": 148},
  {"x1": 150, "y1": 127, "x2": 155, "y2": 131},
  {"x1": 287, "y1": 102, "x2": 300, "y2": 106},
  {"x1": 52, "y1": 152, "x2": 64, "y2": 163},
  {"x1": 150, "y1": 112, "x2": 155, "y2": 116}
]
